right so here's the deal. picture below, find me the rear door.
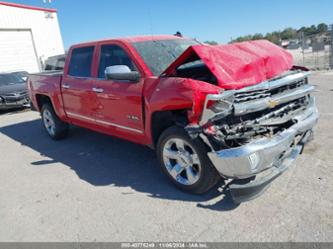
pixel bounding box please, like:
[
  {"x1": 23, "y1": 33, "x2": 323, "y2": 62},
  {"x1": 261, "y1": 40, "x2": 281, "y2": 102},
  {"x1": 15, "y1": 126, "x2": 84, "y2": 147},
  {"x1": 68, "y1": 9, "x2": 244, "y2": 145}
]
[
  {"x1": 90, "y1": 43, "x2": 145, "y2": 136},
  {"x1": 61, "y1": 46, "x2": 96, "y2": 125}
]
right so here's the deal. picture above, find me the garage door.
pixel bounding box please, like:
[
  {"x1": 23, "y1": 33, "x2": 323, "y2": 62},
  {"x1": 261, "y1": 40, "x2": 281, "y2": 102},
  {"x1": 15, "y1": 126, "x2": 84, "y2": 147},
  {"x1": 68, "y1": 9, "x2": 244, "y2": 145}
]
[{"x1": 0, "y1": 30, "x2": 40, "y2": 73}]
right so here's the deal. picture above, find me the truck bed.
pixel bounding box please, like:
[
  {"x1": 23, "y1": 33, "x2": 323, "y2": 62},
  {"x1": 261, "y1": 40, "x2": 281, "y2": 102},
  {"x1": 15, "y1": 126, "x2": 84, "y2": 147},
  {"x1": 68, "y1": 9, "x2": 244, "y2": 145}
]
[
  {"x1": 29, "y1": 70, "x2": 63, "y2": 77},
  {"x1": 28, "y1": 71, "x2": 64, "y2": 114}
]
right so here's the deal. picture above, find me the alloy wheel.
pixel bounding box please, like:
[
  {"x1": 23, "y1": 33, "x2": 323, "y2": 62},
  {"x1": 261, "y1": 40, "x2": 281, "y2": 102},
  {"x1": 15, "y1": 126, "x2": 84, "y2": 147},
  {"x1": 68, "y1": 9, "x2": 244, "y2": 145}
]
[
  {"x1": 43, "y1": 109, "x2": 56, "y2": 136},
  {"x1": 162, "y1": 138, "x2": 202, "y2": 186}
]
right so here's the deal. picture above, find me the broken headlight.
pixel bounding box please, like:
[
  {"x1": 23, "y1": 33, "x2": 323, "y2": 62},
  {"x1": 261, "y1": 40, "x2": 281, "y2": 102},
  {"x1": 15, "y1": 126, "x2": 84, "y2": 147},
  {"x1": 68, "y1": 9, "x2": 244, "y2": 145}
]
[{"x1": 199, "y1": 91, "x2": 235, "y2": 125}]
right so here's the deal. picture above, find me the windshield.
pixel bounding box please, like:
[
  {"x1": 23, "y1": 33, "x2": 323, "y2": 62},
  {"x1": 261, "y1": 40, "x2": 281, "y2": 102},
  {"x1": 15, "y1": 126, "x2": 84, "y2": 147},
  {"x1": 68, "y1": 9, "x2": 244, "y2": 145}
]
[
  {"x1": 132, "y1": 39, "x2": 199, "y2": 75},
  {"x1": 0, "y1": 73, "x2": 25, "y2": 86}
]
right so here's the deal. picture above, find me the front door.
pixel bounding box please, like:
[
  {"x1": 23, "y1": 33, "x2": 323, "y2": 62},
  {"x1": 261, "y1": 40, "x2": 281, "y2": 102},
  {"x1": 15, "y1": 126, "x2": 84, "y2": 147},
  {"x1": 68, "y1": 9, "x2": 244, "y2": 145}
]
[{"x1": 90, "y1": 44, "x2": 144, "y2": 138}]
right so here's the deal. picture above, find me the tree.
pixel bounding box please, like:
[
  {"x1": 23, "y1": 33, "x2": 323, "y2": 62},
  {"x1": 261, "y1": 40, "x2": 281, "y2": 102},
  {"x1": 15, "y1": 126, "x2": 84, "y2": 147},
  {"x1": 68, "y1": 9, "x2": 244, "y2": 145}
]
[
  {"x1": 204, "y1": 40, "x2": 218, "y2": 45},
  {"x1": 298, "y1": 26, "x2": 307, "y2": 33},
  {"x1": 265, "y1": 32, "x2": 280, "y2": 44},
  {"x1": 232, "y1": 35, "x2": 253, "y2": 43},
  {"x1": 230, "y1": 22, "x2": 328, "y2": 44},
  {"x1": 280, "y1": 27, "x2": 297, "y2": 40},
  {"x1": 304, "y1": 25, "x2": 317, "y2": 35},
  {"x1": 252, "y1": 33, "x2": 264, "y2": 40},
  {"x1": 317, "y1": 23, "x2": 328, "y2": 33}
]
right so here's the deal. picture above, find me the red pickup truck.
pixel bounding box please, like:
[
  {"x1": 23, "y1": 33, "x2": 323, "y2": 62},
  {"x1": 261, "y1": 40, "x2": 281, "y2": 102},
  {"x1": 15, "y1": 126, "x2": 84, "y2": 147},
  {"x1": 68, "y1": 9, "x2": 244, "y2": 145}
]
[{"x1": 28, "y1": 35, "x2": 318, "y2": 203}]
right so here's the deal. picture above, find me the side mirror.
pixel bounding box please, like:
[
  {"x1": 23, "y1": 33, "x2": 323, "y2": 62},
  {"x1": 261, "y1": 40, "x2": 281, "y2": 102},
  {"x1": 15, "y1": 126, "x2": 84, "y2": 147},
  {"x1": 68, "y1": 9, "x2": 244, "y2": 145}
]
[{"x1": 105, "y1": 65, "x2": 140, "y2": 82}]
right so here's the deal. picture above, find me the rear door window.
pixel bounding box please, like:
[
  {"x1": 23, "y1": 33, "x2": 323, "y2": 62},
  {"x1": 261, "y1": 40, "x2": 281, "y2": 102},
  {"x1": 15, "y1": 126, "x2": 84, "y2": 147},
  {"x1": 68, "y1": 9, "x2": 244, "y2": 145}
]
[{"x1": 68, "y1": 46, "x2": 95, "y2": 77}]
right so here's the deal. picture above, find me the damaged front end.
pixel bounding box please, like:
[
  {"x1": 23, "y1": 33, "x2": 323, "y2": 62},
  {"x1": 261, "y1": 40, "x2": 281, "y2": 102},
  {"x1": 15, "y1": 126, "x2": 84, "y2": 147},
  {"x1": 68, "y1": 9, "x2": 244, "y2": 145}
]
[{"x1": 186, "y1": 70, "x2": 319, "y2": 203}]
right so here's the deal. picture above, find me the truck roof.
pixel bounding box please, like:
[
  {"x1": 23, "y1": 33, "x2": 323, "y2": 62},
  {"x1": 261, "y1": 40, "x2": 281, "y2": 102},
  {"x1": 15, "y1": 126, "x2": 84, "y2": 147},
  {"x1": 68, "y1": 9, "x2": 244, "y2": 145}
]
[{"x1": 70, "y1": 35, "x2": 185, "y2": 48}]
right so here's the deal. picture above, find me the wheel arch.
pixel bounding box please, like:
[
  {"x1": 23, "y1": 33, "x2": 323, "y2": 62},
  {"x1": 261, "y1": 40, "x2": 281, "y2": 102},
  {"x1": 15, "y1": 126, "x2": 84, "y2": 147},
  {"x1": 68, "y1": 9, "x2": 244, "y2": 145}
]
[
  {"x1": 35, "y1": 93, "x2": 66, "y2": 120},
  {"x1": 150, "y1": 109, "x2": 189, "y2": 148},
  {"x1": 35, "y1": 94, "x2": 52, "y2": 111}
]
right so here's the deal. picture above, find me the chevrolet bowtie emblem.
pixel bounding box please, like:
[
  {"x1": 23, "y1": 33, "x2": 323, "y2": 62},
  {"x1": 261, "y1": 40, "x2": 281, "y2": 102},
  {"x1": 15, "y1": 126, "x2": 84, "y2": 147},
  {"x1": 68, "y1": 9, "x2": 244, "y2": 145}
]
[{"x1": 267, "y1": 99, "x2": 279, "y2": 108}]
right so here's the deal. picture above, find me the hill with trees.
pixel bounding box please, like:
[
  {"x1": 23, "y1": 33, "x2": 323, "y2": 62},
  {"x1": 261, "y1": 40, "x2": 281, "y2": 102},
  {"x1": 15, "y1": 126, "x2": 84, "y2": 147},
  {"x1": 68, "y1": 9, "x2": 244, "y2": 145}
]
[{"x1": 230, "y1": 23, "x2": 329, "y2": 44}]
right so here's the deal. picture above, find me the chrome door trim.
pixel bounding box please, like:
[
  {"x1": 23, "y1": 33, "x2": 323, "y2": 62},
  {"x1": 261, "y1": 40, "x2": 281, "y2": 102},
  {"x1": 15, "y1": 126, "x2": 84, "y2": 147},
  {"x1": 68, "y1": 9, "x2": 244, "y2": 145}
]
[
  {"x1": 94, "y1": 119, "x2": 143, "y2": 133},
  {"x1": 92, "y1": 87, "x2": 104, "y2": 93},
  {"x1": 66, "y1": 111, "x2": 95, "y2": 122},
  {"x1": 66, "y1": 111, "x2": 143, "y2": 134}
]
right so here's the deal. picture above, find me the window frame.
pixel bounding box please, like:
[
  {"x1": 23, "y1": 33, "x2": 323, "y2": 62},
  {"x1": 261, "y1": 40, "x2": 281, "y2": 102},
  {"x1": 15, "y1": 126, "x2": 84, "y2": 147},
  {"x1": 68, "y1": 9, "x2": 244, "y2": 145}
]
[
  {"x1": 66, "y1": 46, "x2": 96, "y2": 78},
  {"x1": 95, "y1": 42, "x2": 143, "y2": 81}
]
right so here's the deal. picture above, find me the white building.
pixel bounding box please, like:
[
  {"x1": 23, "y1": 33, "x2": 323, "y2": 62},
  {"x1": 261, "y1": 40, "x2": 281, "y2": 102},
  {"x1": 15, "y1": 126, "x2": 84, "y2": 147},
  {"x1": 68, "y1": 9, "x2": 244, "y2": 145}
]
[{"x1": 0, "y1": 1, "x2": 64, "y2": 73}]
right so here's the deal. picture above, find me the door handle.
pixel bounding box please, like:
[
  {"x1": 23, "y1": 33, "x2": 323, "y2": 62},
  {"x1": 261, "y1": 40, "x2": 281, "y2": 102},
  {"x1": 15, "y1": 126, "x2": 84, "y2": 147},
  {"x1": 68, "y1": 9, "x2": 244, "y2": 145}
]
[
  {"x1": 62, "y1": 83, "x2": 70, "y2": 89},
  {"x1": 92, "y1": 87, "x2": 104, "y2": 93}
]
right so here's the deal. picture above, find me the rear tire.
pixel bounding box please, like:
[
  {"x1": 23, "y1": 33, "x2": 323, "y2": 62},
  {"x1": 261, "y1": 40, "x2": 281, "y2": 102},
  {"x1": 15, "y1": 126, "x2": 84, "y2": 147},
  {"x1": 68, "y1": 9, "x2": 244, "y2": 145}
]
[
  {"x1": 157, "y1": 126, "x2": 220, "y2": 194},
  {"x1": 41, "y1": 103, "x2": 68, "y2": 140}
]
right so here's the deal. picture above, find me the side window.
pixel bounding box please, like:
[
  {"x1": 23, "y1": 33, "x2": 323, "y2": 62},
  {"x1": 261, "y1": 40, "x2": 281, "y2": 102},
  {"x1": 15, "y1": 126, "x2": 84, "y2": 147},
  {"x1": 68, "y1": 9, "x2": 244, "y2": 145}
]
[
  {"x1": 98, "y1": 45, "x2": 137, "y2": 79},
  {"x1": 68, "y1": 46, "x2": 94, "y2": 77}
]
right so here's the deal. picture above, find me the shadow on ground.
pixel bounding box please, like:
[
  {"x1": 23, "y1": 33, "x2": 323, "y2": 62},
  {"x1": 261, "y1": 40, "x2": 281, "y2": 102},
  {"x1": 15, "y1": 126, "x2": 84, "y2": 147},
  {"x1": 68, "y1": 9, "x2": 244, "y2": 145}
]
[{"x1": 0, "y1": 118, "x2": 238, "y2": 211}]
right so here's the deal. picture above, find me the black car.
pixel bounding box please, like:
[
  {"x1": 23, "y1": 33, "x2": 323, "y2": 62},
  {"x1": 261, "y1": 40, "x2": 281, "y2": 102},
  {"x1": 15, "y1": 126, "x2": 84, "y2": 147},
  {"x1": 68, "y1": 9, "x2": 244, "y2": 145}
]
[
  {"x1": 0, "y1": 73, "x2": 30, "y2": 110},
  {"x1": 12, "y1": 71, "x2": 29, "y2": 82}
]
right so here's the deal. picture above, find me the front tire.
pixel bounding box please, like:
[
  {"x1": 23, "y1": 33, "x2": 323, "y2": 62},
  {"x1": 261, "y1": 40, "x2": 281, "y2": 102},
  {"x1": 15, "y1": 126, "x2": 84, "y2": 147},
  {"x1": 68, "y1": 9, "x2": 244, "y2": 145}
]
[
  {"x1": 41, "y1": 104, "x2": 68, "y2": 140},
  {"x1": 157, "y1": 126, "x2": 220, "y2": 194}
]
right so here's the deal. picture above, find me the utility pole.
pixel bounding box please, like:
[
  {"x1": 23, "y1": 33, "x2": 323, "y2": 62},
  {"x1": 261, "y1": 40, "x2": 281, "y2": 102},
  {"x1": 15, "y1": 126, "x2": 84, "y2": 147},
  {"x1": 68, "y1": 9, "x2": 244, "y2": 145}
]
[
  {"x1": 301, "y1": 31, "x2": 305, "y2": 66},
  {"x1": 331, "y1": 24, "x2": 333, "y2": 69}
]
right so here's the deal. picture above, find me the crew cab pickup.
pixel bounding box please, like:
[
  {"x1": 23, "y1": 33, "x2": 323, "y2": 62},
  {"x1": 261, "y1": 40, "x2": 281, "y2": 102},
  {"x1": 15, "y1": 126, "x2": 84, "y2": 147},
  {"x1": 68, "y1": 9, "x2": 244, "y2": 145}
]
[{"x1": 28, "y1": 35, "x2": 318, "y2": 203}]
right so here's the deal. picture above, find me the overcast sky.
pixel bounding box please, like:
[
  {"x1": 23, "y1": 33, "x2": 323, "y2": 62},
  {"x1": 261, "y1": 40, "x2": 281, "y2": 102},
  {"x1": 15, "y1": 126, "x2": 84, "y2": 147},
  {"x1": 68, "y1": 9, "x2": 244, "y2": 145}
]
[{"x1": 6, "y1": 0, "x2": 333, "y2": 48}]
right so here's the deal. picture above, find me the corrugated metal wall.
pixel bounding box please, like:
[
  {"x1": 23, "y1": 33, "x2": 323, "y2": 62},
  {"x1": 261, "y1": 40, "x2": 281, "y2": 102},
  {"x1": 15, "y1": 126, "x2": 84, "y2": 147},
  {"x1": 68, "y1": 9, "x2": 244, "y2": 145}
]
[
  {"x1": 0, "y1": 4, "x2": 64, "y2": 73},
  {"x1": 0, "y1": 29, "x2": 40, "y2": 72}
]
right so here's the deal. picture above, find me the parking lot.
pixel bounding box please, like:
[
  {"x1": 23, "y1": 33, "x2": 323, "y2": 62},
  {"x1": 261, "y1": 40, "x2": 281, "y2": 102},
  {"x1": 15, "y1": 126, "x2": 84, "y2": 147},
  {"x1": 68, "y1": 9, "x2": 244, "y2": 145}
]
[{"x1": 0, "y1": 72, "x2": 332, "y2": 242}]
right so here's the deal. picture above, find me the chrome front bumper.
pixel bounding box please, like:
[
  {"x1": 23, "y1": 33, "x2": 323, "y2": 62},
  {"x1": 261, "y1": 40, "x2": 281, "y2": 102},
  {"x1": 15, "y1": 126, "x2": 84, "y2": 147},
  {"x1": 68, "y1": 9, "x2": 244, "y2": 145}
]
[{"x1": 207, "y1": 103, "x2": 319, "y2": 203}]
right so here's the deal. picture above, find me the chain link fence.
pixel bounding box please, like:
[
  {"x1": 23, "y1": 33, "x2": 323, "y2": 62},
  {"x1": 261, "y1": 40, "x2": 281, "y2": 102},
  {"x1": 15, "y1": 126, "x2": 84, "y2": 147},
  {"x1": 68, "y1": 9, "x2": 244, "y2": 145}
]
[{"x1": 286, "y1": 24, "x2": 333, "y2": 70}]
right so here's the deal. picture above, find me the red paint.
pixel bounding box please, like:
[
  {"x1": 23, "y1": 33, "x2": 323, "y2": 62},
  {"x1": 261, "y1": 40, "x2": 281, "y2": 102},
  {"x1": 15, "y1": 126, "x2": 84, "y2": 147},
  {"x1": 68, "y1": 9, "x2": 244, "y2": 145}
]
[
  {"x1": 163, "y1": 40, "x2": 293, "y2": 90},
  {"x1": 28, "y1": 36, "x2": 294, "y2": 146},
  {"x1": 90, "y1": 41, "x2": 145, "y2": 139},
  {"x1": 0, "y1": 1, "x2": 57, "y2": 12},
  {"x1": 75, "y1": 35, "x2": 184, "y2": 47}
]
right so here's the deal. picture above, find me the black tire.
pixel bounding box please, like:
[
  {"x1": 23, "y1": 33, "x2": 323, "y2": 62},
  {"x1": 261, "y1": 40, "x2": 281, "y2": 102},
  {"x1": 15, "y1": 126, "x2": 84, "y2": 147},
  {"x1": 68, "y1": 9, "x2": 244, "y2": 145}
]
[
  {"x1": 157, "y1": 126, "x2": 220, "y2": 194},
  {"x1": 41, "y1": 103, "x2": 68, "y2": 140}
]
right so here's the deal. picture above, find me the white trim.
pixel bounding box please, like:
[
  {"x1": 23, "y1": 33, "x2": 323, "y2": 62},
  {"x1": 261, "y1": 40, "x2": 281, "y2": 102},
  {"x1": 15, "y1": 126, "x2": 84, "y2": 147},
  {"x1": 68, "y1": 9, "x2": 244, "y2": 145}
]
[
  {"x1": 66, "y1": 111, "x2": 144, "y2": 134},
  {"x1": 66, "y1": 111, "x2": 94, "y2": 122}
]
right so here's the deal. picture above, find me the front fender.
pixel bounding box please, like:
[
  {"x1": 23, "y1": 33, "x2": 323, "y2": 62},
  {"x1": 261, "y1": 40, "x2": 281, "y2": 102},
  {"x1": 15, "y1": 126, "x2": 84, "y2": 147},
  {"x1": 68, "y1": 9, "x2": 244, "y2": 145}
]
[
  {"x1": 143, "y1": 77, "x2": 221, "y2": 145},
  {"x1": 146, "y1": 77, "x2": 221, "y2": 122}
]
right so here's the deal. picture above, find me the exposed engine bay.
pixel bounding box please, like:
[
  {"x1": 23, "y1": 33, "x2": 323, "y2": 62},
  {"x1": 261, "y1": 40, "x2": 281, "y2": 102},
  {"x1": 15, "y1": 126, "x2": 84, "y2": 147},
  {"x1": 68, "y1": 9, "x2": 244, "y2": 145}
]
[
  {"x1": 175, "y1": 60, "x2": 218, "y2": 85},
  {"x1": 185, "y1": 70, "x2": 315, "y2": 151},
  {"x1": 160, "y1": 40, "x2": 318, "y2": 201}
]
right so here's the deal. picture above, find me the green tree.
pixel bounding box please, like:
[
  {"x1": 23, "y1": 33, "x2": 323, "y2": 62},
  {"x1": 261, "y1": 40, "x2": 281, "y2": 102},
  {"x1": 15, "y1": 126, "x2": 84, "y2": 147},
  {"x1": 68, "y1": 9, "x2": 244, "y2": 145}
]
[
  {"x1": 204, "y1": 40, "x2": 218, "y2": 45},
  {"x1": 304, "y1": 25, "x2": 317, "y2": 35},
  {"x1": 280, "y1": 27, "x2": 297, "y2": 40},
  {"x1": 317, "y1": 23, "x2": 328, "y2": 33},
  {"x1": 232, "y1": 35, "x2": 254, "y2": 43},
  {"x1": 252, "y1": 33, "x2": 264, "y2": 40},
  {"x1": 230, "y1": 22, "x2": 328, "y2": 45},
  {"x1": 265, "y1": 32, "x2": 280, "y2": 44},
  {"x1": 298, "y1": 26, "x2": 306, "y2": 33}
]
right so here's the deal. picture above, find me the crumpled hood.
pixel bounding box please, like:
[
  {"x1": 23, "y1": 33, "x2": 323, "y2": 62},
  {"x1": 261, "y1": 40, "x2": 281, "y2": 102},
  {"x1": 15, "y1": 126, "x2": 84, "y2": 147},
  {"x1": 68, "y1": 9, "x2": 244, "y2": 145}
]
[{"x1": 163, "y1": 40, "x2": 293, "y2": 90}]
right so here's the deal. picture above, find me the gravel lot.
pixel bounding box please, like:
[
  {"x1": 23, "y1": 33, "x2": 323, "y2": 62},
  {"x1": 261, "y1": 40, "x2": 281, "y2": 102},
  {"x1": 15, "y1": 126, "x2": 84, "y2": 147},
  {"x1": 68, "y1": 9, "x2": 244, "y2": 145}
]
[{"x1": 0, "y1": 72, "x2": 332, "y2": 242}]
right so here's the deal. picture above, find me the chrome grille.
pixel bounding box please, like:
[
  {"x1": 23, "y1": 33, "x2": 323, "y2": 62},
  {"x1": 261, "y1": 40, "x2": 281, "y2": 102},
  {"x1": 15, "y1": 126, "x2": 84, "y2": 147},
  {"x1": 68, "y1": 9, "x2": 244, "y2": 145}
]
[
  {"x1": 3, "y1": 91, "x2": 28, "y2": 97},
  {"x1": 234, "y1": 78, "x2": 307, "y2": 104},
  {"x1": 234, "y1": 89, "x2": 270, "y2": 103}
]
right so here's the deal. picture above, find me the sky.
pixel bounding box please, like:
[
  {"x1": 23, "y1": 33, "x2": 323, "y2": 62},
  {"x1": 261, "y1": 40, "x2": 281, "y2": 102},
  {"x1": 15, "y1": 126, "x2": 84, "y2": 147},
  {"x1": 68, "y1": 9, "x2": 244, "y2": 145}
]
[{"x1": 4, "y1": 0, "x2": 333, "y2": 49}]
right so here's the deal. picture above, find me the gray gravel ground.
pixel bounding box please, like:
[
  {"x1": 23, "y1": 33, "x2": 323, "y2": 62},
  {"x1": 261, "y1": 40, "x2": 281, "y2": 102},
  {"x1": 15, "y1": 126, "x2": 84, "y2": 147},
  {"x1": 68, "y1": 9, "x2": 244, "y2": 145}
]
[{"x1": 0, "y1": 72, "x2": 332, "y2": 242}]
